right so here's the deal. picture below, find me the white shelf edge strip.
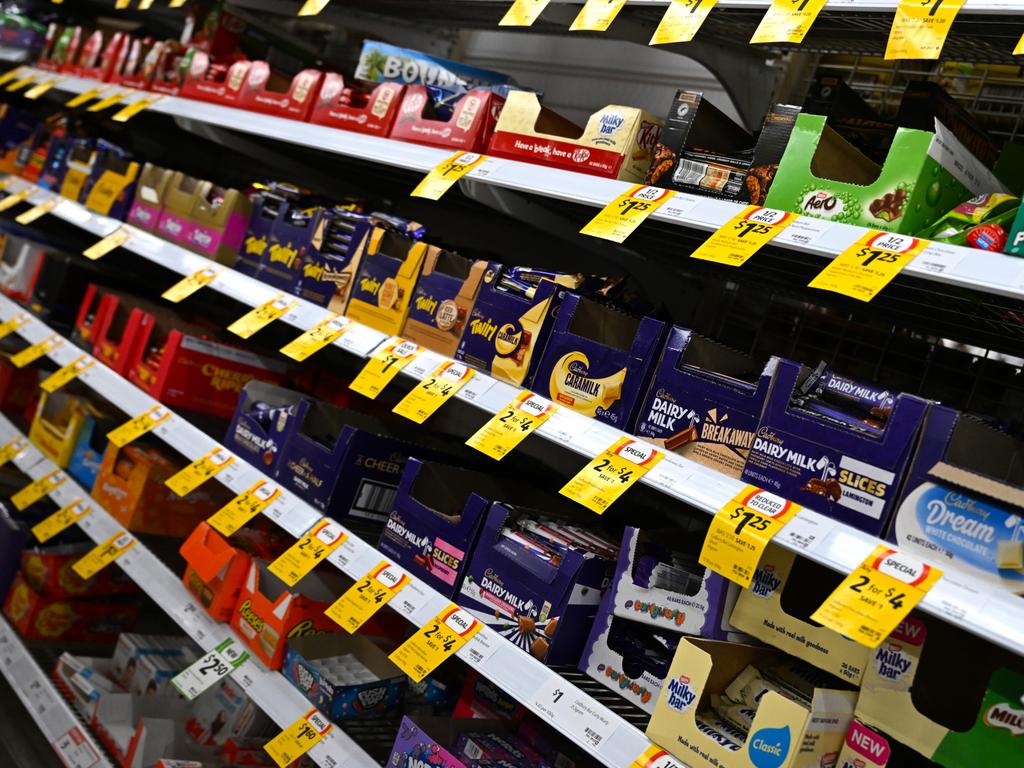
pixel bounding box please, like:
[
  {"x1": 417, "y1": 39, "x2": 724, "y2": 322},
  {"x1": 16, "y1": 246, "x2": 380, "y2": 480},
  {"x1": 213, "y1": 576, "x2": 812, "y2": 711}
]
[
  {"x1": 0, "y1": 413, "x2": 378, "y2": 768},
  {"x1": 0, "y1": 613, "x2": 114, "y2": 768},
  {"x1": 468, "y1": 0, "x2": 1024, "y2": 13},
  {"x1": 13, "y1": 68, "x2": 1024, "y2": 301}
]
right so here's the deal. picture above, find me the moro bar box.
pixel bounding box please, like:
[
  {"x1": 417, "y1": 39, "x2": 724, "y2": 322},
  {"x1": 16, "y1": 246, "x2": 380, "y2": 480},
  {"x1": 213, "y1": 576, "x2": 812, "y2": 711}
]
[
  {"x1": 644, "y1": 91, "x2": 800, "y2": 206},
  {"x1": 345, "y1": 228, "x2": 430, "y2": 336},
  {"x1": 635, "y1": 327, "x2": 776, "y2": 479},
  {"x1": 741, "y1": 359, "x2": 927, "y2": 536},
  {"x1": 225, "y1": 380, "x2": 310, "y2": 476},
  {"x1": 533, "y1": 294, "x2": 666, "y2": 429}
]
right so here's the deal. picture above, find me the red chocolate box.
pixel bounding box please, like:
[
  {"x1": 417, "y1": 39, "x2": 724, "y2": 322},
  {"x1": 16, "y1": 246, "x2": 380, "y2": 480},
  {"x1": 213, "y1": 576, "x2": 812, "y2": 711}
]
[
  {"x1": 180, "y1": 51, "x2": 251, "y2": 107},
  {"x1": 180, "y1": 522, "x2": 252, "y2": 622},
  {"x1": 236, "y1": 62, "x2": 322, "y2": 122},
  {"x1": 309, "y1": 74, "x2": 403, "y2": 136},
  {"x1": 70, "y1": 30, "x2": 127, "y2": 81},
  {"x1": 389, "y1": 86, "x2": 502, "y2": 153}
]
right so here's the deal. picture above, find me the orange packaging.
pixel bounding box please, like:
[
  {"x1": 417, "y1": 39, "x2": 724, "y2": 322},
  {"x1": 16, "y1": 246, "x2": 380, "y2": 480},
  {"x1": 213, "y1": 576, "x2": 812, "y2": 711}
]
[
  {"x1": 179, "y1": 522, "x2": 252, "y2": 622},
  {"x1": 20, "y1": 544, "x2": 139, "y2": 598}
]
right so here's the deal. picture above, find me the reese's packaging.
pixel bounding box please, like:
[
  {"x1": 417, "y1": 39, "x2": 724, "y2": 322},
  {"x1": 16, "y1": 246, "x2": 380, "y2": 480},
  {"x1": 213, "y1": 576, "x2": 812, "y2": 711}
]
[
  {"x1": 180, "y1": 522, "x2": 252, "y2": 622},
  {"x1": 404, "y1": 252, "x2": 496, "y2": 357},
  {"x1": 345, "y1": 228, "x2": 430, "y2": 335}
]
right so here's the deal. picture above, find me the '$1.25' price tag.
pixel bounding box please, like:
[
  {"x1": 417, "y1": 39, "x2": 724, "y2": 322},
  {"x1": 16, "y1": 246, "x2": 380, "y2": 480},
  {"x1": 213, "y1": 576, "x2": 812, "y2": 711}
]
[
  {"x1": 690, "y1": 206, "x2": 796, "y2": 267},
  {"x1": 349, "y1": 339, "x2": 422, "y2": 399},
  {"x1": 326, "y1": 560, "x2": 410, "y2": 633},
  {"x1": 263, "y1": 709, "x2": 332, "y2": 768},
  {"x1": 171, "y1": 638, "x2": 249, "y2": 700},
  {"x1": 392, "y1": 361, "x2": 474, "y2": 424},
  {"x1": 580, "y1": 185, "x2": 675, "y2": 243},
  {"x1": 465, "y1": 390, "x2": 556, "y2": 460},
  {"x1": 560, "y1": 437, "x2": 664, "y2": 514},
  {"x1": 268, "y1": 518, "x2": 347, "y2": 586},
  {"x1": 389, "y1": 605, "x2": 482, "y2": 682},
  {"x1": 411, "y1": 152, "x2": 487, "y2": 200},
  {"x1": 808, "y1": 231, "x2": 926, "y2": 302}
]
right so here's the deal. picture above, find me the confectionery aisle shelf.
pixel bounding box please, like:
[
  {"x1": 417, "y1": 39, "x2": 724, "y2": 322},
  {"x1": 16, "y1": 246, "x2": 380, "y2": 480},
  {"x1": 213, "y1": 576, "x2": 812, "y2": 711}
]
[
  {"x1": 14, "y1": 68, "x2": 1024, "y2": 303},
  {"x1": 0, "y1": 613, "x2": 114, "y2": 768},
  {"x1": 0, "y1": 414, "x2": 378, "y2": 768},
  {"x1": 472, "y1": 0, "x2": 1023, "y2": 11}
]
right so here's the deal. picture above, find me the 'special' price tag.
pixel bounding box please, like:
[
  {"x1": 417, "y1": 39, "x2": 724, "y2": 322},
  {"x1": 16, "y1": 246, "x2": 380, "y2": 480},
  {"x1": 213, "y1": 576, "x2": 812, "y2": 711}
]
[
  {"x1": 699, "y1": 486, "x2": 800, "y2": 588},
  {"x1": 690, "y1": 206, "x2": 796, "y2": 267},
  {"x1": 15, "y1": 197, "x2": 58, "y2": 225},
  {"x1": 811, "y1": 545, "x2": 943, "y2": 647},
  {"x1": 389, "y1": 605, "x2": 482, "y2": 682},
  {"x1": 499, "y1": 0, "x2": 551, "y2": 26},
  {"x1": 171, "y1": 638, "x2": 248, "y2": 700},
  {"x1": 650, "y1": 0, "x2": 717, "y2": 45},
  {"x1": 580, "y1": 185, "x2": 675, "y2": 243},
  {"x1": 107, "y1": 405, "x2": 171, "y2": 447},
  {"x1": 279, "y1": 314, "x2": 351, "y2": 361},
  {"x1": 83, "y1": 227, "x2": 132, "y2": 260},
  {"x1": 569, "y1": 0, "x2": 627, "y2": 31},
  {"x1": 750, "y1": 0, "x2": 827, "y2": 44},
  {"x1": 268, "y1": 518, "x2": 347, "y2": 586},
  {"x1": 11, "y1": 469, "x2": 66, "y2": 511},
  {"x1": 411, "y1": 152, "x2": 487, "y2": 200},
  {"x1": 227, "y1": 295, "x2": 296, "y2": 339},
  {"x1": 808, "y1": 231, "x2": 927, "y2": 301},
  {"x1": 560, "y1": 437, "x2": 664, "y2": 514},
  {"x1": 41, "y1": 355, "x2": 94, "y2": 393},
  {"x1": 0, "y1": 312, "x2": 28, "y2": 340},
  {"x1": 32, "y1": 499, "x2": 91, "y2": 543},
  {"x1": 325, "y1": 560, "x2": 409, "y2": 633},
  {"x1": 630, "y1": 746, "x2": 684, "y2": 768},
  {"x1": 72, "y1": 531, "x2": 135, "y2": 580},
  {"x1": 465, "y1": 390, "x2": 556, "y2": 460},
  {"x1": 886, "y1": 0, "x2": 963, "y2": 60},
  {"x1": 207, "y1": 481, "x2": 280, "y2": 537},
  {"x1": 263, "y1": 709, "x2": 332, "y2": 767},
  {"x1": 11, "y1": 334, "x2": 61, "y2": 368},
  {"x1": 393, "y1": 361, "x2": 474, "y2": 424},
  {"x1": 162, "y1": 266, "x2": 221, "y2": 303},
  {"x1": 349, "y1": 339, "x2": 422, "y2": 399},
  {"x1": 165, "y1": 448, "x2": 234, "y2": 496}
]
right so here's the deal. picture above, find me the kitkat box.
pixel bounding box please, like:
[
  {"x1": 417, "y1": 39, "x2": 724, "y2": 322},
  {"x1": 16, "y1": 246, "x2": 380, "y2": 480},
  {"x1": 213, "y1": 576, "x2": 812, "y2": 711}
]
[
  {"x1": 38, "y1": 24, "x2": 81, "y2": 72},
  {"x1": 236, "y1": 63, "x2": 322, "y2": 122},
  {"x1": 66, "y1": 29, "x2": 125, "y2": 79},
  {"x1": 3, "y1": 572, "x2": 139, "y2": 643},
  {"x1": 180, "y1": 51, "x2": 251, "y2": 106},
  {"x1": 309, "y1": 75, "x2": 403, "y2": 136},
  {"x1": 180, "y1": 522, "x2": 252, "y2": 622},
  {"x1": 390, "y1": 86, "x2": 503, "y2": 154},
  {"x1": 224, "y1": 380, "x2": 310, "y2": 476},
  {"x1": 346, "y1": 229, "x2": 430, "y2": 336}
]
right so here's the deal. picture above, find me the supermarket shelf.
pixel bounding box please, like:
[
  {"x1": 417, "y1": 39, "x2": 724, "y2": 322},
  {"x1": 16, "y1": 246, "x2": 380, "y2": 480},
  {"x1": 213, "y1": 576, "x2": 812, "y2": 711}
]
[
  {"x1": 13, "y1": 68, "x2": 1024, "y2": 303},
  {"x1": 0, "y1": 614, "x2": 113, "y2": 768},
  {"x1": 0, "y1": 416, "x2": 378, "y2": 768}
]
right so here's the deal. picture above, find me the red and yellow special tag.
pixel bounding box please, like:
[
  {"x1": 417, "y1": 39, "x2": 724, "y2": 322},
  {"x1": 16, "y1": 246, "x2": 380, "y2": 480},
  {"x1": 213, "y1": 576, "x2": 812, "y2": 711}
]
[
  {"x1": 33, "y1": 499, "x2": 91, "y2": 543},
  {"x1": 411, "y1": 152, "x2": 487, "y2": 200},
  {"x1": 263, "y1": 708, "x2": 332, "y2": 768},
  {"x1": 349, "y1": 339, "x2": 422, "y2": 399},
  {"x1": 162, "y1": 266, "x2": 221, "y2": 303},
  {"x1": 499, "y1": 0, "x2": 551, "y2": 26},
  {"x1": 393, "y1": 361, "x2": 474, "y2": 424},
  {"x1": 466, "y1": 390, "x2": 556, "y2": 460},
  {"x1": 326, "y1": 560, "x2": 410, "y2": 633},
  {"x1": 750, "y1": 0, "x2": 828, "y2": 44},
  {"x1": 279, "y1": 314, "x2": 351, "y2": 361},
  {"x1": 651, "y1": 0, "x2": 717, "y2": 45},
  {"x1": 560, "y1": 437, "x2": 664, "y2": 514},
  {"x1": 228, "y1": 296, "x2": 295, "y2": 339},
  {"x1": 389, "y1": 604, "x2": 481, "y2": 682},
  {"x1": 107, "y1": 405, "x2": 171, "y2": 447},
  {"x1": 41, "y1": 356, "x2": 94, "y2": 393},
  {"x1": 10, "y1": 335, "x2": 61, "y2": 368},
  {"x1": 570, "y1": 0, "x2": 627, "y2": 31},
  {"x1": 71, "y1": 531, "x2": 135, "y2": 580},
  {"x1": 699, "y1": 486, "x2": 800, "y2": 588},
  {"x1": 207, "y1": 481, "x2": 280, "y2": 537},
  {"x1": 11, "y1": 469, "x2": 66, "y2": 511},
  {"x1": 580, "y1": 185, "x2": 675, "y2": 243},
  {"x1": 690, "y1": 206, "x2": 796, "y2": 267},
  {"x1": 811, "y1": 545, "x2": 943, "y2": 648},
  {"x1": 0, "y1": 312, "x2": 29, "y2": 340},
  {"x1": 268, "y1": 518, "x2": 347, "y2": 586},
  {"x1": 808, "y1": 231, "x2": 927, "y2": 301},
  {"x1": 165, "y1": 448, "x2": 234, "y2": 496},
  {"x1": 886, "y1": 0, "x2": 963, "y2": 60},
  {"x1": 630, "y1": 746, "x2": 685, "y2": 768},
  {"x1": 83, "y1": 227, "x2": 132, "y2": 260}
]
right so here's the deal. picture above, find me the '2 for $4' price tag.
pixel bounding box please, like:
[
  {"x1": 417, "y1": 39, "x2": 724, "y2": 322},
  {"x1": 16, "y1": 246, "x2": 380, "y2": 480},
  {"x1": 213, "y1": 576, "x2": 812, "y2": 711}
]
[
  {"x1": 326, "y1": 560, "x2": 410, "y2": 633},
  {"x1": 560, "y1": 437, "x2": 664, "y2": 514},
  {"x1": 466, "y1": 390, "x2": 557, "y2": 460},
  {"x1": 268, "y1": 518, "x2": 347, "y2": 586},
  {"x1": 393, "y1": 361, "x2": 474, "y2": 424},
  {"x1": 389, "y1": 605, "x2": 481, "y2": 682}
]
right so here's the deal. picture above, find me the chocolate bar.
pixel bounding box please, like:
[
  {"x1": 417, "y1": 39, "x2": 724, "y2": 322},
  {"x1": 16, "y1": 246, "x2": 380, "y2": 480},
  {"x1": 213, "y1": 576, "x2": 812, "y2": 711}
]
[{"x1": 664, "y1": 425, "x2": 698, "y2": 450}]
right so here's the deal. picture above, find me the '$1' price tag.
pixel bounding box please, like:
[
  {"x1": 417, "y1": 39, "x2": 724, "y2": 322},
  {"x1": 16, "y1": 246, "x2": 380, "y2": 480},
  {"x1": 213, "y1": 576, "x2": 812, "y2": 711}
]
[
  {"x1": 268, "y1": 519, "x2": 347, "y2": 586},
  {"x1": 11, "y1": 470, "x2": 66, "y2": 511},
  {"x1": 389, "y1": 605, "x2": 482, "y2": 682},
  {"x1": 207, "y1": 481, "x2": 280, "y2": 537},
  {"x1": 32, "y1": 499, "x2": 91, "y2": 543},
  {"x1": 580, "y1": 185, "x2": 675, "y2": 243},
  {"x1": 811, "y1": 545, "x2": 942, "y2": 648},
  {"x1": 171, "y1": 638, "x2": 249, "y2": 700},
  {"x1": 411, "y1": 152, "x2": 487, "y2": 200},
  {"x1": 690, "y1": 206, "x2": 796, "y2": 267},
  {"x1": 165, "y1": 448, "x2": 234, "y2": 496},
  {"x1": 263, "y1": 709, "x2": 332, "y2": 768},
  {"x1": 392, "y1": 361, "x2": 474, "y2": 424},
  {"x1": 349, "y1": 339, "x2": 422, "y2": 399},
  {"x1": 326, "y1": 560, "x2": 410, "y2": 633},
  {"x1": 72, "y1": 531, "x2": 136, "y2": 580},
  {"x1": 560, "y1": 437, "x2": 664, "y2": 514},
  {"x1": 466, "y1": 390, "x2": 556, "y2": 460},
  {"x1": 808, "y1": 231, "x2": 926, "y2": 302}
]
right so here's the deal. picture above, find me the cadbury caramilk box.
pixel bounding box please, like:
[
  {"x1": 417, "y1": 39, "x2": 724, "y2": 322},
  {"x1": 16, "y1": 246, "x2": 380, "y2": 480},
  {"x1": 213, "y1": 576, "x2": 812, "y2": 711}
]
[{"x1": 346, "y1": 229, "x2": 430, "y2": 336}]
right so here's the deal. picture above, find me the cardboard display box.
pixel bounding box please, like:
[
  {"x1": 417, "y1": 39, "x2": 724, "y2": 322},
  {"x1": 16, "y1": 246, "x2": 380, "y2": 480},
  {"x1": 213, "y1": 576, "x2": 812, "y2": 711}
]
[
  {"x1": 180, "y1": 522, "x2": 253, "y2": 622},
  {"x1": 29, "y1": 390, "x2": 91, "y2": 468},
  {"x1": 127, "y1": 164, "x2": 178, "y2": 232},
  {"x1": 0, "y1": 234, "x2": 46, "y2": 305},
  {"x1": 390, "y1": 86, "x2": 503, "y2": 153},
  {"x1": 84, "y1": 287, "x2": 149, "y2": 376},
  {"x1": 37, "y1": 24, "x2": 82, "y2": 72},
  {"x1": 3, "y1": 572, "x2": 139, "y2": 643},
  {"x1": 309, "y1": 75, "x2": 404, "y2": 136},
  {"x1": 180, "y1": 51, "x2": 251, "y2": 106},
  {"x1": 184, "y1": 184, "x2": 252, "y2": 265},
  {"x1": 156, "y1": 173, "x2": 211, "y2": 247},
  {"x1": 70, "y1": 29, "x2": 126, "y2": 81},
  {"x1": 115, "y1": 38, "x2": 166, "y2": 91},
  {"x1": 80, "y1": 142, "x2": 139, "y2": 220},
  {"x1": 57, "y1": 138, "x2": 96, "y2": 204},
  {"x1": 236, "y1": 63, "x2": 322, "y2": 122},
  {"x1": 38, "y1": 134, "x2": 75, "y2": 192},
  {"x1": 224, "y1": 380, "x2": 310, "y2": 476},
  {"x1": 21, "y1": 543, "x2": 139, "y2": 598},
  {"x1": 345, "y1": 229, "x2": 430, "y2": 336}
]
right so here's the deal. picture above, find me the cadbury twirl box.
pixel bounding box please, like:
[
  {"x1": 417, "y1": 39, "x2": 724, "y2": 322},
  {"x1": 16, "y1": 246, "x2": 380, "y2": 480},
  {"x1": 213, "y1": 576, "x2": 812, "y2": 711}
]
[
  {"x1": 533, "y1": 294, "x2": 666, "y2": 430},
  {"x1": 224, "y1": 381, "x2": 310, "y2": 476},
  {"x1": 346, "y1": 229, "x2": 430, "y2": 336}
]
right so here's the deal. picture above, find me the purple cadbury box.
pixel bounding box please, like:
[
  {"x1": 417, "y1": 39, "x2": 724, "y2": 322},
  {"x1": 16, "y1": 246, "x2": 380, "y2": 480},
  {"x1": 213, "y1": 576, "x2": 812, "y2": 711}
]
[
  {"x1": 235, "y1": 191, "x2": 279, "y2": 278},
  {"x1": 224, "y1": 380, "x2": 310, "y2": 476}
]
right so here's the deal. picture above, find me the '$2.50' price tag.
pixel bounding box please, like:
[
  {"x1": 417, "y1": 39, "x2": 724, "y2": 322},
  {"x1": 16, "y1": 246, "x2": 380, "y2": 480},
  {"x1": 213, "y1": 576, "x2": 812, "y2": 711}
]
[
  {"x1": 411, "y1": 152, "x2": 487, "y2": 200},
  {"x1": 326, "y1": 560, "x2": 410, "y2": 633},
  {"x1": 808, "y1": 231, "x2": 926, "y2": 302},
  {"x1": 349, "y1": 339, "x2": 422, "y2": 399},
  {"x1": 698, "y1": 485, "x2": 800, "y2": 588},
  {"x1": 207, "y1": 481, "x2": 280, "y2": 537},
  {"x1": 690, "y1": 206, "x2": 796, "y2": 267},
  {"x1": 107, "y1": 405, "x2": 171, "y2": 447},
  {"x1": 72, "y1": 531, "x2": 136, "y2": 580},
  {"x1": 263, "y1": 709, "x2": 332, "y2": 768},
  {"x1": 268, "y1": 519, "x2": 347, "y2": 586},
  {"x1": 389, "y1": 605, "x2": 482, "y2": 682},
  {"x1": 811, "y1": 545, "x2": 943, "y2": 648},
  {"x1": 465, "y1": 390, "x2": 556, "y2": 460},
  {"x1": 393, "y1": 361, "x2": 474, "y2": 424},
  {"x1": 165, "y1": 448, "x2": 234, "y2": 496},
  {"x1": 580, "y1": 185, "x2": 675, "y2": 243},
  {"x1": 171, "y1": 639, "x2": 249, "y2": 700},
  {"x1": 560, "y1": 437, "x2": 664, "y2": 514}
]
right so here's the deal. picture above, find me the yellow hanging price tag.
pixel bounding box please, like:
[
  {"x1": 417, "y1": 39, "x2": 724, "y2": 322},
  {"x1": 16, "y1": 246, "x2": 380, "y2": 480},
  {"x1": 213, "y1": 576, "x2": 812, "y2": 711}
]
[
  {"x1": 11, "y1": 469, "x2": 66, "y2": 511},
  {"x1": 107, "y1": 405, "x2": 171, "y2": 447},
  {"x1": 560, "y1": 437, "x2": 664, "y2": 514},
  {"x1": 0, "y1": 67, "x2": 26, "y2": 87},
  {"x1": 169, "y1": 0, "x2": 187, "y2": 7},
  {"x1": 811, "y1": 545, "x2": 943, "y2": 648},
  {"x1": 499, "y1": 0, "x2": 551, "y2": 26},
  {"x1": 207, "y1": 481, "x2": 280, "y2": 537},
  {"x1": 690, "y1": 206, "x2": 796, "y2": 267},
  {"x1": 0, "y1": 188, "x2": 32, "y2": 212},
  {"x1": 87, "y1": 90, "x2": 130, "y2": 112},
  {"x1": 32, "y1": 499, "x2": 91, "y2": 543},
  {"x1": 161, "y1": 266, "x2": 221, "y2": 303},
  {"x1": 83, "y1": 227, "x2": 132, "y2": 260},
  {"x1": 112, "y1": 94, "x2": 163, "y2": 122},
  {"x1": 40, "y1": 355, "x2": 94, "y2": 393},
  {"x1": 630, "y1": 747, "x2": 684, "y2": 768},
  {"x1": 808, "y1": 231, "x2": 927, "y2": 302},
  {"x1": 0, "y1": 436, "x2": 28, "y2": 466},
  {"x1": 138, "y1": 0, "x2": 155, "y2": 10},
  {"x1": 228, "y1": 295, "x2": 295, "y2": 339},
  {"x1": 11, "y1": 335, "x2": 61, "y2": 368},
  {"x1": 0, "y1": 312, "x2": 29, "y2": 340},
  {"x1": 165, "y1": 448, "x2": 234, "y2": 496},
  {"x1": 699, "y1": 486, "x2": 800, "y2": 588},
  {"x1": 263, "y1": 709, "x2": 332, "y2": 768},
  {"x1": 886, "y1": 0, "x2": 964, "y2": 60},
  {"x1": 5, "y1": 73, "x2": 37, "y2": 92},
  {"x1": 580, "y1": 185, "x2": 675, "y2": 243},
  {"x1": 65, "y1": 87, "x2": 106, "y2": 108},
  {"x1": 570, "y1": 0, "x2": 628, "y2": 31},
  {"x1": 24, "y1": 78, "x2": 62, "y2": 100},
  {"x1": 297, "y1": 0, "x2": 330, "y2": 15},
  {"x1": 349, "y1": 339, "x2": 422, "y2": 399},
  {"x1": 411, "y1": 152, "x2": 487, "y2": 200},
  {"x1": 393, "y1": 361, "x2": 474, "y2": 424},
  {"x1": 72, "y1": 531, "x2": 136, "y2": 581},
  {"x1": 326, "y1": 560, "x2": 410, "y2": 633},
  {"x1": 279, "y1": 314, "x2": 351, "y2": 361},
  {"x1": 466, "y1": 390, "x2": 556, "y2": 460},
  {"x1": 1016, "y1": 32, "x2": 1024, "y2": 56},
  {"x1": 651, "y1": 0, "x2": 717, "y2": 45},
  {"x1": 389, "y1": 605, "x2": 482, "y2": 682},
  {"x1": 268, "y1": 518, "x2": 347, "y2": 586},
  {"x1": 750, "y1": 0, "x2": 828, "y2": 44},
  {"x1": 115, "y1": 0, "x2": 131, "y2": 8},
  {"x1": 15, "y1": 197, "x2": 58, "y2": 225}
]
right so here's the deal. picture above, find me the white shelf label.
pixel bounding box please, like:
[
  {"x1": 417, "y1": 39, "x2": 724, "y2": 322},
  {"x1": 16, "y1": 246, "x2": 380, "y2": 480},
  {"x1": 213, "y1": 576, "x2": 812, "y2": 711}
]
[
  {"x1": 52, "y1": 727, "x2": 102, "y2": 768},
  {"x1": 172, "y1": 639, "x2": 248, "y2": 700},
  {"x1": 532, "y1": 678, "x2": 618, "y2": 751}
]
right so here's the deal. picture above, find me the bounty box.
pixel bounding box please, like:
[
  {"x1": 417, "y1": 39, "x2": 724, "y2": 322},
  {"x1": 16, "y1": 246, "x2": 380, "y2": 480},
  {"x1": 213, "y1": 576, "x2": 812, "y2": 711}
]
[
  {"x1": 635, "y1": 327, "x2": 776, "y2": 479},
  {"x1": 533, "y1": 294, "x2": 666, "y2": 429},
  {"x1": 346, "y1": 228, "x2": 431, "y2": 335},
  {"x1": 224, "y1": 380, "x2": 310, "y2": 476},
  {"x1": 740, "y1": 359, "x2": 928, "y2": 536}
]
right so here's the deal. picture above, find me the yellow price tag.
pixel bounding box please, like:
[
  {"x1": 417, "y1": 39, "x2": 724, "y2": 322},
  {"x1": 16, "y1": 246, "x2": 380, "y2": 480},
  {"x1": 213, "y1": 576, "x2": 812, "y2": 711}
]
[
  {"x1": 169, "y1": 0, "x2": 187, "y2": 6},
  {"x1": 207, "y1": 481, "x2": 281, "y2": 537},
  {"x1": 570, "y1": 0, "x2": 628, "y2": 31},
  {"x1": 24, "y1": 78, "x2": 62, "y2": 100},
  {"x1": 12, "y1": 469, "x2": 67, "y2": 511},
  {"x1": 1016, "y1": 32, "x2": 1024, "y2": 56},
  {"x1": 263, "y1": 709, "x2": 332, "y2": 768},
  {"x1": 699, "y1": 486, "x2": 800, "y2": 588},
  {"x1": 560, "y1": 436, "x2": 664, "y2": 514},
  {"x1": 71, "y1": 531, "x2": 135, "y2": 581},
  {"x1": 41, "y1": 355, "x2": 94, "y2": 393},
  {"x1": 87, "y1": 91, "x2": 130, "y2": 112},
  {"x1": 466, "y1": 390, "x2": 556, "y2": 460},
  {"x1": 107, "y1": 405, "x2": 171, "y2": 447},
  {"x1": 6, "y1": 73, "x2": 37, "y2": 92},
  {"x1": 393, "y1": 361, "x2": 474, "y2": 424},
  {"x1": 580, "y1": 185, "x2": 675, "y2": 243},
  {"x1": 138, "y1": 0, "x2": 155, "y2": 9},
  {"x1": 228, "y1": 295, "x2": 295, "y2": 339},
  {"x1": 0, "y1": 67, "x2": 26, "y2": 87},
  {"x1": 111, "y1": 94, "x2": 163, "y2": 122},
  {"x1": 349, "y1": 339, "x2": 422, "y2": 399},
  {"x1": 811, "y1": 545, "x2": 943, "y2": 648},
  {"x1": 808, "y1": 231, "x2": 927, "y2": 302},
  {"x1": 651, "y1": 0, "x2": 717, "y2": 45},
  {"x1": 297, "y1": 0, "x2": 330, "y2": 15},
  {"x1": 32, "y1": 499, "x2": 91, "y2": 543},
  {"x1": 11, "y1": 335, "x2": 61, "y2": 368},
  {"x1": 499, "y1": 0, "x2": 551, "y2": 26},
  {"x1": 750, "y1": 0, "x2": 828, "y2": 44},
  {"x1": 886, "y1": 0, "x2": 964, "y2": 60},
  {"x1": 162, "y1": 266, "x2": 221, "y2": 303},
  {"x1": 690, "y1": 206, "x2": 796, "y2": 267},
  {"x1": 0, "y1": 188, "x2": 32, "y2": 212},
  {"x1": 268, "y1": 518, "x2": 347, "y2": 586},
  {"x1": 83, "y1": 227, "x2": 132, "y2": 260},
  {"x1": 389, "y1": 604, "x2": 482, "y2": 682},
  {"x1": 630, "y1": 747, "x2": 684, "y2": 768},
  {"x1": 0, "y1": 312, "x2": 29, "y2": 340},
  {"x1": 65, "y1": 88, "x2": 106, "y2": 108},
  {"x1": 115, "y1": 0, "x2": 131, "y2": 8},
  {"x1": 326, "y1": 560, "x2": 409, "y2": 633},
  {"x1": 15, "y1": 197, "x2": 57, "y2": 225},
  {"x1": 0, "y1": 436, "x2": 28, "y2": 466},
  {"x1": 165, "y1": 448, "x2": 234, "y2": 496},
  {"x1": 279, "y1": 314, "x2": 351, "y2": 361},
  {"x1": 411, "y1": 151, "x2": 487, "y2": 200}
]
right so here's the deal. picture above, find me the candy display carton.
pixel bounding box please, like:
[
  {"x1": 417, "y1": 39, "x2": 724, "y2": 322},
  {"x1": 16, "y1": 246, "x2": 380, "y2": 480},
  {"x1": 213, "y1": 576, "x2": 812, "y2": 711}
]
[
  {"x1": 116, "y1": 37, "x2": 164, "y2": 91},
  {"x1": 235, "y1": 187, "x2": 279, "y2": 278},
  {"x1": 68, "y1": 406, "x2": 116, "y2": 490},
  {"x1": 71, "y1": 29, "x2": 127, "y2": 81},
  {"x1": 0, "y1": 360, "x2": 37, "y2": 430},
  {"x1": 297, "y1": 210, "x2": 376, "y2": 311},
  {"x1": 20, "y1": 543, "x2": 139, "y2": 598},
  {"x1": 38, "y1": 24, "x2": 81, "y2": 72},
  {"x1": 635, "y1": 327, "x2": 777, "y2": 479},
  {"x1": 0, "y1": 234, "x2": 46, "y2": 304},
  {"x1": 309, "y1": 75, "x2": 404, "y2": 136},
  {"x1": 225, "y1": 380, "x2": 310, "y2": 476},
  {"x1": 81, "y1": 144, "x2": 139, "y2": 220},
  {"x1": 156, "y1": 172, "x2": 211, "y2": 247},
  {"x1": 180, "y1": 522, "x2": 253, "y2": 622},
  {"x1": 128, "y1": 164, "x2": 178, "y2": 232},
  {"x1": 3, "y1": 572, "x2": 139, "y2": 643},
  {"x1": 390, "y1": 86, "x2": 503, "y2": 153},
  {"x1": 0, "y1": 506, "x2": 27, "y2": 606},
  {"x1": 533, "y1": 294, "x2": 666, "y2": 429},
  {"x1": 147, "y1": 43, "x2": 191, "y2": 96},
  {"x1": 236, "y1": 63, "x2": 322, "y2": 122},
  {"x1": 57, "y1": 138, "x2": 96, "y2": 203},
  {"x1": 185, "y1": 184, "x2": 253, "y2": 264},
  {"x1": 88, "y1": 289, "x2": 148, "y2": 376},
  {"x1": 0, "y1": 105, "x2": 40, "y2": 175},
  {"x1": 180, "y1": 51, "x2": 251, "y2": 106},
  {"x1": 345, "y1": 229, "x2": 431, "y2": 335},
  {"x1": 741, "y1": 359, "x2": 928, "y2": 536},
  {"x1": 38, "y1": 134, "x2": 75, "y2": 191},
  {"x1": 387, "y1": 716, "x2": 470, "y2": 768},
  {"x1": 28, "y1": 390, "x2": 91, "y2": 467},
  {"x1": 488, "y1": 91, "x2": 662, "y2": 182}
]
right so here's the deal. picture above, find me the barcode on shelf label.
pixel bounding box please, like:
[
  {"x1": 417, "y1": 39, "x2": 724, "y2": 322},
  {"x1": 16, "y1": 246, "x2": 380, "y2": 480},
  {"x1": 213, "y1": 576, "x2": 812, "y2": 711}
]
[
  {"x1": 531, "y1": 678, "x2": 617, "y2": 749},
  {"x1": 52, "y1": 727, "x2": 102, "y2": 768}
]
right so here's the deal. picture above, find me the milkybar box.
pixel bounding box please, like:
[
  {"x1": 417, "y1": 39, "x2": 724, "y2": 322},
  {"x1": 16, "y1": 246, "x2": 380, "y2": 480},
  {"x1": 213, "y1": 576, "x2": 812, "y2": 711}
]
[
  {"x1": 533, "y1": 294, "x2": 665, "y2": 430},
  {"x1": 346, "y1": 228, "x2": 430, "y2": 336}
]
